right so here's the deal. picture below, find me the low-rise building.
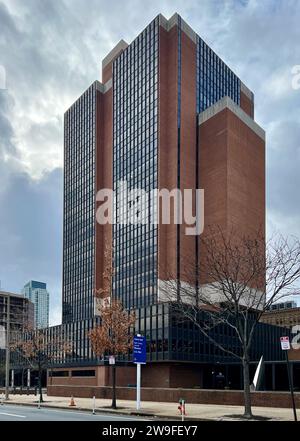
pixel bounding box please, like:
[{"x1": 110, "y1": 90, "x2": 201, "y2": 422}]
[
  {"x1": 0, "y1": 291, "x2": 34, "y2": 386},
  {"x1": 260, "y1": 302, "x2": 300, "y2": 330}
]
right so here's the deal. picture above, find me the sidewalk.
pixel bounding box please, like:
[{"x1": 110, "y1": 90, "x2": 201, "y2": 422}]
[{"x1": 1, "y1": 394, "x2": 299, "y2": 420}]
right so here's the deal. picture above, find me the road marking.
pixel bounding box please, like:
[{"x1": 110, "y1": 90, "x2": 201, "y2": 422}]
[
  {"x1": 3, "y1": 405, "x2": 149, "y2": 420},
  {"x1": 0, "y1": 411, "x2": 26, "y2": 418},
  {"x1": 30, "y1": 407, "x2": 149, "y2": 420}
]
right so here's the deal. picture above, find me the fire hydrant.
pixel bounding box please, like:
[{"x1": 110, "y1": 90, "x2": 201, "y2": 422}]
[{"x1": 178, "y1": 398, "x2": 186, "y2": 417}]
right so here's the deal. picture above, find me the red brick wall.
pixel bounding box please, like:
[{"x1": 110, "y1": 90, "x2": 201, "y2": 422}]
[
  {"x1": 47, "y1": 385, "x2": 300, "y2": 408},
  {"x1": 199, "y1": 109, "x2": 228, "y2": 235},
  {"x1": 102, "y1": 63, "x2": 113, "y2": 84},
  {"x1": 47, "y1": 366, "x2": 135, "y2": 387},
  {"x1": 158, "y1": 25, "x2": 199, "y2": 285},
  {"x1": 179, "y1": 29, "x2": 197, "y2": 283},
  {"x1": 158, "y1": 25, "x2": 179, "y2": 282},
  {"x1": 226, "y1": 109, "x2": 265, "y2": 239},
  {"x1": 169, "y1": 365, "x2": 203, "y2": 388},
  {"x1": 142, "y1": 364, "x2": 171, "y2": 388},
  {"x1": 198, "y1": 107, "x2": 265, "y2": 288},
  {"x1": 240, "y1": 91, "x2": 254, "y2": 118},
  {"x1": 95, "y1": 86, "x2": 113, "y2": 294}
]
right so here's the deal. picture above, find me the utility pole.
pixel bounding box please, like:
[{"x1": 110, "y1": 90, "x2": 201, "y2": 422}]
[
  {"x1": 5, "y1": 294, "x2": 10, "y2": 400},
  {"x1": 280, "y1": 336, "x2": 297, "y2": 422},
  {"x1": 285, "y1": 350, "x2": 297, "y2": 422}
]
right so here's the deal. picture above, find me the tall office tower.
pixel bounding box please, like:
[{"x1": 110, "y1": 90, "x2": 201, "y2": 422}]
[
  {"x1": 63, "y1": 13, "x2": 264, "y2": 318},
  {"x1": 59, "y1": 13, "x2": 266, "y2": 386},
  {"x1": 63, "y1": 84, "x2": 97, "y2": 323},
  {"x1": 63, "y1": 77, "x2": 114, "y2": 323},
  {"x1": 22, "y1": 281, "x2": 49, "y2": 329}
]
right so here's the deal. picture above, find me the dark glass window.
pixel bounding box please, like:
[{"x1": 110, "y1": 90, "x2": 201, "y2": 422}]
[
  {"x1": 62, "y1": 83, "x2": 97, "y2": 323},
  {"x1": 112, "y1": 17, "x2": 159, "y2": 309},
  {"x1": 49, "y1": 370, "x2": 69, "y2": 377},
  {"x1": 71, "y1": 370, "x2": 96, "y2": 377}
]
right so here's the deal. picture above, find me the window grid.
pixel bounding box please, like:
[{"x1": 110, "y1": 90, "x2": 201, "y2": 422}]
[
  {"x1": 112, "y1": 17, "x2": 159, "y2": 309},
  {"x1": 63, "y1": 83, "x2": 96, "y2": 323}
]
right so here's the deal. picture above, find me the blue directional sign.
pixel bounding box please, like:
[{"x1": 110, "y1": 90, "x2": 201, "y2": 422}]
[{"x1": 133, "y1": 335, "x2": 146, "y2": 364}]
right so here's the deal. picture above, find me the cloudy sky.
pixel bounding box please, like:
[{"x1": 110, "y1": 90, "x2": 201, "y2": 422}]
[{"x1": 0, "y1": 0, "x2": 300, "y2": 325}]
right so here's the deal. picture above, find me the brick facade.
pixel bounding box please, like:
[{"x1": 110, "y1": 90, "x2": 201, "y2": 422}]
[{"x1": 47, "y1": 384, "x2": 300, "y2": 409}]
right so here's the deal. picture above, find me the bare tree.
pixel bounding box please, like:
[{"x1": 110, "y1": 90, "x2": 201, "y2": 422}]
[
  {"x1": 11, "y1": 327, "x2": 72, "y2": 403},
  {"x1": 161, "y1": 228, "x2": 300, "y2": 418},
  {"x1": 88, "y1": 298, "x2": 135, "y2": 409}
]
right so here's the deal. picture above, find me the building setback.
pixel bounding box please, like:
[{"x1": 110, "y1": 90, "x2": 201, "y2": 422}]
[{"x1": 47, "y1": 13, "x2": 297, "y2": 392}]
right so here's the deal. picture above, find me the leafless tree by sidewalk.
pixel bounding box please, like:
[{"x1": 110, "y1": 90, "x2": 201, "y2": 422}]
[
  {"x1": 88, "y1": 299, "x2": 135, "y2": 409},
  {"x1": 89, "y1": 244, "x2": 136, "y2": 409},
  {"x1": 161, "y1": 228, "x2": 300, "y2": 418},
  {"x1": 11, "y1": 327, "x2": 72, "y2": 403}
]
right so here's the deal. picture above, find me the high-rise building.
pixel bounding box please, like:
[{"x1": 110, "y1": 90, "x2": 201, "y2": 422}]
[
  {"x1": 63, "y1": 13, "x2": 264, "y2": 319},
  {"x1": 63, "y1": 84, "x2": 99, "y2": 323},
  {"x1": 51, "y1": 13, "x2": 285, "y2": 390},
  {"x1": 22, "y1": 281, "x2": 49, "y2": 329}
]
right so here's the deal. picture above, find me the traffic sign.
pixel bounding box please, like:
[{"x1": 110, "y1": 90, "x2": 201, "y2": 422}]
[
  {"x1": 109, "y1": 355, "x2": 115, "y2": 365},
  {"x1": 133, "y1": 335, "x2": 146, "y2": 364},
  {"x1": 280, "y1": 336, "x2": 291, "y2": 351}
]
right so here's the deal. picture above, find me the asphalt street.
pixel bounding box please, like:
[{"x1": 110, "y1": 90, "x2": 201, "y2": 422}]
[{"x1": 0, "y1": 404, "x2": 149, "y2": 421}]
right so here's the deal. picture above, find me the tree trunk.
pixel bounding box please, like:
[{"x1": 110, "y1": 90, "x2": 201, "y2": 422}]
[
  {"x1": 242, "y1": 355, "x2": 252, "y2": 418},
  {"x1": 38, "y1": 365, "x2": 43, "y2": 403},
  {"x1": 111, "y1": 364, "x2": 116, "y2": 409}
]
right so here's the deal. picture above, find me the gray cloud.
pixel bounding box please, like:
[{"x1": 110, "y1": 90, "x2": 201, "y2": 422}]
[
  {"x1": 0, "y1": 167, "x2": 63, "y2": 324},
  {"x1": 0, "y1": 0, "x2": 300, "y2": 320}
]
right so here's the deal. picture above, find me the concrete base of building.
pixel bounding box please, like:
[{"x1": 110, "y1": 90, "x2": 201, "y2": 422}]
[{"x1": 46, "y1": 385, "x2": 300, "y2": 409}]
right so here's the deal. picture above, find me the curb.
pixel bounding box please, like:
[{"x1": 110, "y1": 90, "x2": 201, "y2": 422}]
[
  {"x1": 1, "y1": 401, "x2": 285, "y2": 421},
  {"x1": 1, "y1": 400, "x2": 209, "y2": 420}
]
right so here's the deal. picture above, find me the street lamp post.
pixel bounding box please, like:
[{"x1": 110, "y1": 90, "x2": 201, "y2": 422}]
[{"x1": 5, "y1": 294, "x2": 10, "y2": 400}]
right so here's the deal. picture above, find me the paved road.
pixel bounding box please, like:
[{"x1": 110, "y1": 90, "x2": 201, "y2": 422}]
[{"x1": 0, "y1": 404, "x2": 149, "y2": 421}]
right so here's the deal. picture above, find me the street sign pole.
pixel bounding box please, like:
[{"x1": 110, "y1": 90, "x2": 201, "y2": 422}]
[
  {"x1": 5, "y1": 294, "x2": 10, "y2": 401},
  {"x1": 285, "y1": 350, "x2": 297, "y2": 422},
  {"x1": 136, "y1": 362, "x2": 141, "y2": 410},
  {"x1": 280, "y1": 336, "x2": 297, "y2": 422},
  {"x1": 133, "y1": 334, "x2": 146, "y2": 411}
]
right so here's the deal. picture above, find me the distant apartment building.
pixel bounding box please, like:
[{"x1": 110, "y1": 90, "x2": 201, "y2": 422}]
[
  {"x1": 0, "y1": 290, "x2": 34, "y2": 347},
  {"x1": 0, "y1": 291, "x2": 34, "y2": 387},
  {"x1": 261, "y1": 301, "x2": 300, "y2": 330},
  {"x1": 22, "y1": 281, "x2": 49, "y2": 329}
]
